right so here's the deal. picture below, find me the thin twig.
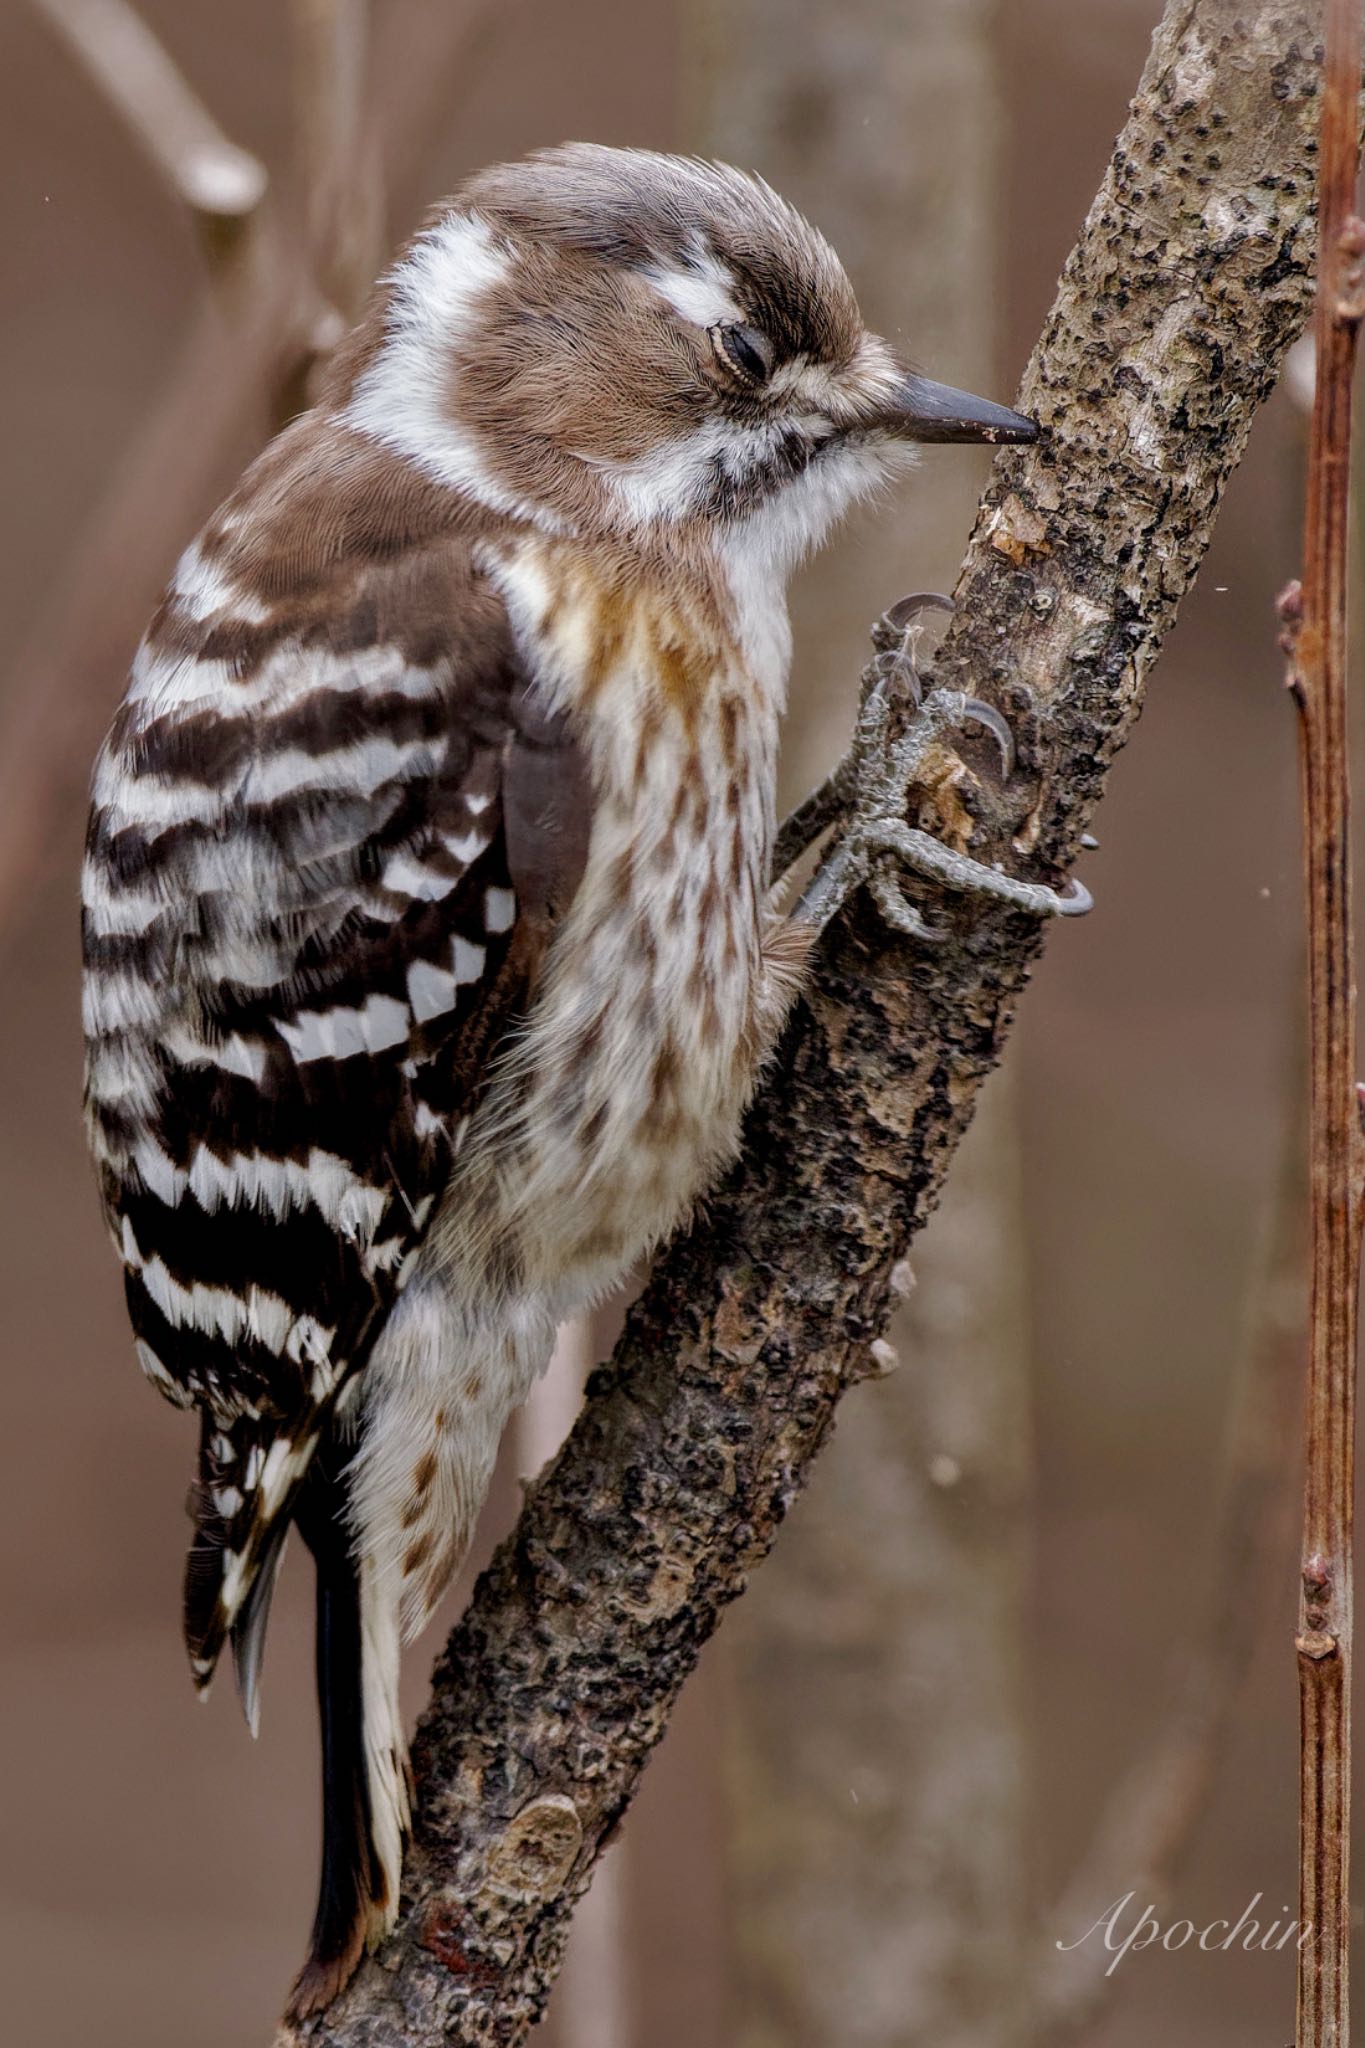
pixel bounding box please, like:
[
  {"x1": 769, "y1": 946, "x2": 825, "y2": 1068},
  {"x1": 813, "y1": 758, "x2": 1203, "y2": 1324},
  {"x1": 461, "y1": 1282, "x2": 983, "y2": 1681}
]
[
  {"x1": 29, "y1": 0, "x2": 268, "y2": 271},
  {"x1": 292, "y1": 0, "x2": 382, "y2": 332},
  {"x1": 1279, "y1": 3, "x2": 1364, "y2": 2041}
]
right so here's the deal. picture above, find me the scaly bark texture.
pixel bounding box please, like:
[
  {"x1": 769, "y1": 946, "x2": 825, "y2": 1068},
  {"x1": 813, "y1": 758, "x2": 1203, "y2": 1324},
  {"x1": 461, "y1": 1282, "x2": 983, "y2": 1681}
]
[
  {"x1": 699, "y1": 4, "x2": 1035, "y2": 2043},
  {"x1": 294, "y1": 6, "x2": 1325, "y2": 2043}
]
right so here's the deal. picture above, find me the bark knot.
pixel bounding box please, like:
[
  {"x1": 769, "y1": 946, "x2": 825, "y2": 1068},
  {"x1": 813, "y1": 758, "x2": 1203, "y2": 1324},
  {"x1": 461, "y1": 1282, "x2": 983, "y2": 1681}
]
[{"x1": 482, "y1": 1794, "x2": 584, "y2": 1906}]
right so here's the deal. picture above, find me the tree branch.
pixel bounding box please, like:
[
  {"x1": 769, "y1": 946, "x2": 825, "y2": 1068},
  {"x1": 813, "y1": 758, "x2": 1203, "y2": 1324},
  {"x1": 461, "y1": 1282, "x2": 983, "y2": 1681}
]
[
  {"x1": 289, "y1": 4, "x2": 1327, "y2": 2043},
  {"x1": 291, "y1": 0, "x2": 382, "y2": 331},
  {"x1": 1280, "y1": 2, "x2": 1363, "y2": 2040},
  {"x1": 29, "y1": 0, "x2": 268, "y2": 266}
]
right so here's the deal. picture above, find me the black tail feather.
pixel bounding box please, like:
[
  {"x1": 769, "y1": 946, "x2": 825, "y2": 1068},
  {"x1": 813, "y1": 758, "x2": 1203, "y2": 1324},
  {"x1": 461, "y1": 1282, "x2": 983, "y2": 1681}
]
[{"x1": 286, "y1": 1442, "x2": 388, "y2": 2021}]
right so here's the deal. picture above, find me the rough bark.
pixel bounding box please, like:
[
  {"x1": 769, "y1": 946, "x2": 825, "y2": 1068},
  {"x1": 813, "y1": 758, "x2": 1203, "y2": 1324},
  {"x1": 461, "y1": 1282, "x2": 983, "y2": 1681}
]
[
  {"x1": 293, "y1": 6, "x2": 1325, "y2": 2042},
  {"x1": 699, "y1": 4, "x2": 1034, "y2": 2044},
  {"x1": 723, "y1": 1085, "x2": 1034, "y2": 2048}
]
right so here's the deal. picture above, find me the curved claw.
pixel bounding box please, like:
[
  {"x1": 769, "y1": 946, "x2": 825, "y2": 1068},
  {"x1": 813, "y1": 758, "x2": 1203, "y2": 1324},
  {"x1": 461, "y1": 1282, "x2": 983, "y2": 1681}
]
[
  {"x1": 1051, "y1": 876, "x2": 1093, "y2": 917},
  {"x1": 882, "y1": 590, "x2": 955, "y2": 634},
  {"x1": 959, "y1": 696, "x2": 1016, "y2": 779},
  {"x1": 869, "y1": 593, "x2": 957, "y2": 712}
]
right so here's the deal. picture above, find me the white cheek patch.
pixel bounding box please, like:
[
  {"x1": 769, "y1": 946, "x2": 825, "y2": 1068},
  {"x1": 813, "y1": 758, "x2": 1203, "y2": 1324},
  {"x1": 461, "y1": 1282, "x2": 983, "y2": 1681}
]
[
  {"x1": 600, "y1": 414, "x2": 754, "y2": 526},
  {"x1": 728, "y1": 437, "x2": 906, "y2": 580},
  {"x1": 340, "y1": 211, "x2": 565, "y2": 533}
]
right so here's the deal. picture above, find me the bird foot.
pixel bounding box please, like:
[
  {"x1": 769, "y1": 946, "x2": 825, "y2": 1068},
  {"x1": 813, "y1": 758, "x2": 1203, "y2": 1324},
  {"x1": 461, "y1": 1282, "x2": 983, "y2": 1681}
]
[{"x1": 795, "y1": 594, "x2": 1092, "y2": 942}]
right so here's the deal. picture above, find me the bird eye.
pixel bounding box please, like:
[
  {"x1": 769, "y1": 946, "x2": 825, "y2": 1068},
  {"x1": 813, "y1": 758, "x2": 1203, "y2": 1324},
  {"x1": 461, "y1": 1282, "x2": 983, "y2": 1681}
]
[{"x1": 710, "y1": 323, "x2": 774, "y2": 385}]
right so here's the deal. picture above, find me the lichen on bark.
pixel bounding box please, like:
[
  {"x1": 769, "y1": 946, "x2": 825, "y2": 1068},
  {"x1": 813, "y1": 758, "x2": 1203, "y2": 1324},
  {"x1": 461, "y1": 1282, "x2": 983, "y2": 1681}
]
[{"x1": 291, "y1": 7, "x2": 1325, "y2": 2043}]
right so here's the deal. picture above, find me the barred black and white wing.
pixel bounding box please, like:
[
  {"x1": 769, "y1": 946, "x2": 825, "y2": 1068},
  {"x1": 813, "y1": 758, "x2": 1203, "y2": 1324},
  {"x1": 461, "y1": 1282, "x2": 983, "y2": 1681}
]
[{"x1": 82, "y1": 524, "x2": 585, "y2": 1708}]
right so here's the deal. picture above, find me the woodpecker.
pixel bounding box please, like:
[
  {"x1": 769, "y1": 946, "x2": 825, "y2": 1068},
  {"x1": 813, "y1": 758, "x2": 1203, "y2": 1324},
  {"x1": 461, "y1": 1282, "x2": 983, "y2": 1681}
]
[{"x1": 82, "y1": 144, "x2": 1082, "y2": 2016}]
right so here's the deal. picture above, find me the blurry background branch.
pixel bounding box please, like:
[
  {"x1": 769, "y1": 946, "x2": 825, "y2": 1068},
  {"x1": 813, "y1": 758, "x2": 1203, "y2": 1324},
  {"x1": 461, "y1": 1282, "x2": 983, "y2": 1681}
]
[
  {"x1": 3, "y1": 0, "x2": 504, "y2": 945},
  {"x1": 1032, "y1": 1053, "x2": 1307, "y2": 2041},
  {"x1": 290, "y1": 0, "x2": 382, "y2": 377},
  {"x1": 288, "y1": 4, "x2": 1327, "y2": 2043},
  {"x1": 30, "y1": 0, "x2": 269, "y2": 268}
]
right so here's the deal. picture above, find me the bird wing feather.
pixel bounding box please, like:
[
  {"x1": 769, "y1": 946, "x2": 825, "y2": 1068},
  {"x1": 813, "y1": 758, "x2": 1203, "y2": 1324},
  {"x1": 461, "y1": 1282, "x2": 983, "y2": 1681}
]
[{"x1": 82, "y1": 529, "x2": 589, "y2": 1692}]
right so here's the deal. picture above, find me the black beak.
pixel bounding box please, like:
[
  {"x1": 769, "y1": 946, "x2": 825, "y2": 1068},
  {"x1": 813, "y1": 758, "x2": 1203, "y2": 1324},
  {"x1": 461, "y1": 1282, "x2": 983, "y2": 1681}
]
[{"x1": 871, "y1": 372, "x2": 1038, "y2": 446}]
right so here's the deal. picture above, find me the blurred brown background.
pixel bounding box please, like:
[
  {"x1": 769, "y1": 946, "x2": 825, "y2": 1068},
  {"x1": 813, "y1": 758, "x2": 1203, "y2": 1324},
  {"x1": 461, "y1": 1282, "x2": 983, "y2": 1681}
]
[{"x1": 0, "y1": 2, "x2": 1322, "y2": 2044}]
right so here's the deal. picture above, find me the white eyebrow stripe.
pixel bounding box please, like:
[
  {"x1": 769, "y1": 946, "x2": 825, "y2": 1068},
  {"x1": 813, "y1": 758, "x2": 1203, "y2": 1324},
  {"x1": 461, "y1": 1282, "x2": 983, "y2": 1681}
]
[{"x1": 643, "y1": 259, "x2": 745, "y2": 330}]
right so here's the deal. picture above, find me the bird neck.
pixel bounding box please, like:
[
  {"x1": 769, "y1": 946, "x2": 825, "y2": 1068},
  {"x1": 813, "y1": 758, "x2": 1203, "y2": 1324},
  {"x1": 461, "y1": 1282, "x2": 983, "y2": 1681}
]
[{"x1": 482, "y1": 529, "x2": 784, "y2": 901}]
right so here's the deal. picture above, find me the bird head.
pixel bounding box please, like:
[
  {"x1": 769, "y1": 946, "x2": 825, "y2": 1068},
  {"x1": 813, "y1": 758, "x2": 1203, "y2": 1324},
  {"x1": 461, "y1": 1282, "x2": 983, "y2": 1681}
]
[{"x1": 336, "y1": 144, "x2": 1036, "y2": 573}]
